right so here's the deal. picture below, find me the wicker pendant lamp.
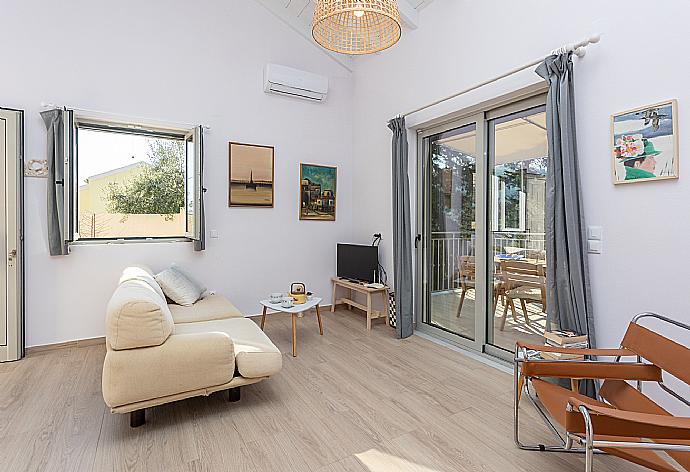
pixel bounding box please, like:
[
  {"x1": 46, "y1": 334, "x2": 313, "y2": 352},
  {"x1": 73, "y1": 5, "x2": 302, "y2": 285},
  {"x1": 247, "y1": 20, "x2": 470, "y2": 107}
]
[{"x1": 312, "y1": 0, "x2": 402, "y2": 55}]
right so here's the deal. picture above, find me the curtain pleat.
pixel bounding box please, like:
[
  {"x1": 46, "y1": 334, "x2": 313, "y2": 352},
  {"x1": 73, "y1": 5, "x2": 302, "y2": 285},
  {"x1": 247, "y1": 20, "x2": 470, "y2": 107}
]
[
  {"x1": 536, "y1": 53, "x2": 596, "y2": 397},
  {"x1": 388, "y1": 116, "x2": 413, "y2": 339}
]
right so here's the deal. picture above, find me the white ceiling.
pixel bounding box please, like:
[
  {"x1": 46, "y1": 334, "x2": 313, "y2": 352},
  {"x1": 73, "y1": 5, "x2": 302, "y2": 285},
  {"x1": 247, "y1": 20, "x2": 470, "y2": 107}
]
[{"x1": 254, "y1": 0, "x2": 434, "y2": 70}]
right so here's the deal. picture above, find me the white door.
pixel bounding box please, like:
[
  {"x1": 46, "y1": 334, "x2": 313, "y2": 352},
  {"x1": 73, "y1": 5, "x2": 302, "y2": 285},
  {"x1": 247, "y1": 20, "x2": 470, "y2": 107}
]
[{"x1": 0, "y1": 108, "x2": 23, "y2": 362}]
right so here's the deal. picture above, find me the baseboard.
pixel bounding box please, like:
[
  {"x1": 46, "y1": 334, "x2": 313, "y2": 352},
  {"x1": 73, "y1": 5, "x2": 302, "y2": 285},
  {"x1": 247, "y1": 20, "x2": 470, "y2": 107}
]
[
  {"x1": 26, "y1": 304, "x2": 347, "y2": 352},
  {"x1": 25, "y1": 336, "x2": 106, "y2": 355}
]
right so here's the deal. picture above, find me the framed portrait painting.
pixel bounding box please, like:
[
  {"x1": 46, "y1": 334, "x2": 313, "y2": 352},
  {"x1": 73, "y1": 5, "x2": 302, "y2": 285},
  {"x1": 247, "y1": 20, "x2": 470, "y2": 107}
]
[
  {"x1": 229, "y1": 142, "x2": 274, "y2": 207},
  {"x1": 299, "y1": 163, "x2": 337, "y2": 221},
  {"x1": 611, "y1": 99, "x2": 678, "y2": 184}
]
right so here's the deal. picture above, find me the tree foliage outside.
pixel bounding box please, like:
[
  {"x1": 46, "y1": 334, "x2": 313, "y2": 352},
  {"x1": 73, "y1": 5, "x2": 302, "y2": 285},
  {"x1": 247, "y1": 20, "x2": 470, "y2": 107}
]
[
  {"x1": 430, "y1": 143, "x2": 476, "y2": 236},
  {"x1": 105, "y1": 139, "x2": 185, "y2": 215}
]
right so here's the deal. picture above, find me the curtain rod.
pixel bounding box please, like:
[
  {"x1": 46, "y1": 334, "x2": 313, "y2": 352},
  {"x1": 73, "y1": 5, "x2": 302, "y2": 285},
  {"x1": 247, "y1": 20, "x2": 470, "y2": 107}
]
[
  {"x1": 39, "y1": 102, "x2": 211, "y2": 130},
  {"x1": 396, "y1": 34, "x2": 601, "y2": 120}
]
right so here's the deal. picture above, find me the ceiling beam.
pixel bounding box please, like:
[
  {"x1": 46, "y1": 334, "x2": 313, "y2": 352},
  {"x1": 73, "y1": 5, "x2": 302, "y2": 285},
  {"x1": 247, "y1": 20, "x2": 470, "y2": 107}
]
[{"x1": 397, "y1": 0, "x2": 419, "y2": 30}]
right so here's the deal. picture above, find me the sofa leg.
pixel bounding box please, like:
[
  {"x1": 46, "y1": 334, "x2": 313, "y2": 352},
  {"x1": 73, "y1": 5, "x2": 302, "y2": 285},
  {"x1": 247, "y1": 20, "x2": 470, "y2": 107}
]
[
  {"x1": 228, "y1": 387, "x2": 241, "y2": 403},
  {"x1": 130, "y1": 409, "x2": 145, "y2": 428}
]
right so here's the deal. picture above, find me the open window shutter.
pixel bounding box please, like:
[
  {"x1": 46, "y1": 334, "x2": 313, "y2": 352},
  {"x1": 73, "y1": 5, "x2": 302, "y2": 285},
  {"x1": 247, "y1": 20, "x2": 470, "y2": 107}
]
[
  {"x1": 40, "y1": 108, "x2": 75, "y2": 255},
  {"x1": 64, "y1": 109, "x2": 78, "y2": 244},
  {"x1": 185, "y1": 126, "x2": 205, "y2": 250}
]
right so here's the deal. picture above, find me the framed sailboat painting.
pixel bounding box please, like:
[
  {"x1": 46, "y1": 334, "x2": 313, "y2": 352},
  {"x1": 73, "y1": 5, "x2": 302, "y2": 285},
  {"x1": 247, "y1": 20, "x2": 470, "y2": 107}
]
[{"x1": 229, "y1": 142, "x2": 275, "y2": 207}]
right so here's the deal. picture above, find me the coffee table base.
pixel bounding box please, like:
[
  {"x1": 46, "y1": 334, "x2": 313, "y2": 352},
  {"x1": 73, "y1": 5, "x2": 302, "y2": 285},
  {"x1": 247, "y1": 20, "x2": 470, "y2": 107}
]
[{"x1": 260, "y1": 303, "x2": 323, "y2": 357}]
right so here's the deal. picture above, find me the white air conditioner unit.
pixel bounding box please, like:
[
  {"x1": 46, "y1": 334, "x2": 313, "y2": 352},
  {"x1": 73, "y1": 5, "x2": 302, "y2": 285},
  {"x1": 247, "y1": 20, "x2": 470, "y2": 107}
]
[{"x1": 263, "y1": 63, "x2": 329, "y2": 102}]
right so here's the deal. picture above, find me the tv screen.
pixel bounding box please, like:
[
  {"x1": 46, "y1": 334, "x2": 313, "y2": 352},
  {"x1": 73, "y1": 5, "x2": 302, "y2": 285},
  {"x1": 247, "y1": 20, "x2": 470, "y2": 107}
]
[{"x1": 337, "y1": 244, "x2": 379, "y2": 283}]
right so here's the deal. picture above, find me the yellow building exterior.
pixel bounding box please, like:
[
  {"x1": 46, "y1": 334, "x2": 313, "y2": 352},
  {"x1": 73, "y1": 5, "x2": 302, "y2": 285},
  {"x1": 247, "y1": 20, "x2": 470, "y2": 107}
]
[
  {"x1": 79, "y1": 162, "x2": 147, "y2": 214},
  {"x1": 78, "y1": 162, "x2": 185, "y2": 239}
]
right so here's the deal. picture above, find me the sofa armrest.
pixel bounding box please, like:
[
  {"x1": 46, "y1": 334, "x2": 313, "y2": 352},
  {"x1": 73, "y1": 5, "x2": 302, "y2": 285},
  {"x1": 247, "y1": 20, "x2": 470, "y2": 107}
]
[{"x1": 102, "y1": 332, "x2": 235, "y2": 408}]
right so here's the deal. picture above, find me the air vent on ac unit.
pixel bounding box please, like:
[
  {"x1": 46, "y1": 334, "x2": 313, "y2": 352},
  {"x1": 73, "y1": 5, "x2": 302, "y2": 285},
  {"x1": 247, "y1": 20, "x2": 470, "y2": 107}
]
[{"x1": 263, "y1": 64, "x2": 329, "y2": 102}]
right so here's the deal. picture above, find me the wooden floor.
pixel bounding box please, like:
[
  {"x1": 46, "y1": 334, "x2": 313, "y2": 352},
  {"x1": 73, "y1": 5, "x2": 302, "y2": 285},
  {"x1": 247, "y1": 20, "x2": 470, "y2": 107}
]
[{"x1": 0, "y1": 308, "x2": 645, "y2": 472}]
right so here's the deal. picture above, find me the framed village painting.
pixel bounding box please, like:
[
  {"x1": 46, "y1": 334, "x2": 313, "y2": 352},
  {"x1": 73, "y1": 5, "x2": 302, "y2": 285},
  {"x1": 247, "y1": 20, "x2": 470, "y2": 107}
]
[
  {"x1": 229, "y1": 142, "x2": 274, "y2": 207},
  {"x1": 612, "y1": 99, "x2": 678, "y2": 184},
  {"x1": 299, "y1": 163, "x2": 337, "y2": 221}
]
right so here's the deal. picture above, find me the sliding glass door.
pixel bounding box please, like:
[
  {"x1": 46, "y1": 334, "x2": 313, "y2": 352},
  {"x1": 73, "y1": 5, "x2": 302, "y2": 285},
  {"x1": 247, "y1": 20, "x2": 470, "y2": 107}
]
[
  {"x1": 417, "y1": 95, "x2": 548, "y2": 359},
  {"x1": 419, "y1": 114, "x2": 486, "y2": 350},
  {"x1": 487, "y1": 105, "x2": 549, "y2": 354}
]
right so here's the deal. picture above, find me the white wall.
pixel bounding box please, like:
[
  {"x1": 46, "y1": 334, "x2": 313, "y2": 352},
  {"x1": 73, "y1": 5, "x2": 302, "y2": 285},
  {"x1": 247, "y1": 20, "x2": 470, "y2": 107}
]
[
  {"x1": 0, "y1": 0, "x2": 354, "y2": 347},
  {"x1": 352, "y1": 0, "x2": 690, "y2": 411}
]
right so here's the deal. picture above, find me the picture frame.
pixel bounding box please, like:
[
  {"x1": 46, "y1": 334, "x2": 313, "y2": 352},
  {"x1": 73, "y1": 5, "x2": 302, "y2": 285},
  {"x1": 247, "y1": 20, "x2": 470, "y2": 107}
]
[
  {"x1": 228, "y1": 142, "x2": 275, "y2": 207},
  {"x1": 611, "y1": 99, "x2": 679, "y2": 184},
  {"x1": 299, "y1": 163, "x2": 337, "y2": 221}
]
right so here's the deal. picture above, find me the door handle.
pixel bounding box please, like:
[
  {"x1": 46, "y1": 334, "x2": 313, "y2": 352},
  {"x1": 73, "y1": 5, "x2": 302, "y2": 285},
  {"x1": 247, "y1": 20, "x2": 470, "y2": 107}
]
[
  {"x1": 414, "y1": 234, "x2": 422, "y2": 248},
  {"x1": 8, "y1": 249, "x2": 17, "y2": 267}
]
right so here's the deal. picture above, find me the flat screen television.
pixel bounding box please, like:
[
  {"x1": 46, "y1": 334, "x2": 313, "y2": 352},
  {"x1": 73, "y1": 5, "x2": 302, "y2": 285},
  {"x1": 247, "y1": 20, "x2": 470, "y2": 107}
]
[{"x1": 336, "y1": 244, "x2": 379, "y2": 283}]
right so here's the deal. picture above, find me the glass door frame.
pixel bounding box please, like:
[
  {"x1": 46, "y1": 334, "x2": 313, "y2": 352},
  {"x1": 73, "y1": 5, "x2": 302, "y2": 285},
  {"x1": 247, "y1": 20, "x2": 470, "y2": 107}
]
[
  {"x1": 415, "y1": 92, "x2": 547, "y2": 362},
  {"x1": 416, "y1": 112, "x2": 487, "y2": 352}
]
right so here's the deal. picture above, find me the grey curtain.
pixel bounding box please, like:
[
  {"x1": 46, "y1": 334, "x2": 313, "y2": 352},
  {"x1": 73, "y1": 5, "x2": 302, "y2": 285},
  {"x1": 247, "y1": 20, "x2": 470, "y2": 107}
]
[
  {"x1": 536, "y1": 53, "x2": 596, "y2": 395},
  {"x1": 388, "y1": 116, "x2": 413, "y2": 339},
  {"x1": 40, "y1": 109, "x2": 69, "y2": 256},
  {"x1": 194, "y1": 127, "x2": 205, "y2": 251}
]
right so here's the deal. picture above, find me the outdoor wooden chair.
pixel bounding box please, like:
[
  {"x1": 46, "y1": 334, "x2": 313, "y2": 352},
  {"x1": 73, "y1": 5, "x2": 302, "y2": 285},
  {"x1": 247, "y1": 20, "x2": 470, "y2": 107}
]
[
  {"x1": 455, "y1": 256, "x2": 476, "y2": 316},
  {"x1": 498, "y1": 260, "x2": 546, "y2": 330},
  {"x1": 514, "y1": 313, "x2": 690, "y2": 471},
  {"x1": 455, "y1": 256, "x2": 504, "y2": 317}
]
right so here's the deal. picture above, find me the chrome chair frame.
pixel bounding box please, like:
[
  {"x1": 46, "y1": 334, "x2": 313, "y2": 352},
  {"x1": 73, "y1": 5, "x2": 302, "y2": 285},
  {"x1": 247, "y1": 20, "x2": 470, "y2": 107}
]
[{"x1": 513, "y1": 312, "x2": 690, "y2": 471}]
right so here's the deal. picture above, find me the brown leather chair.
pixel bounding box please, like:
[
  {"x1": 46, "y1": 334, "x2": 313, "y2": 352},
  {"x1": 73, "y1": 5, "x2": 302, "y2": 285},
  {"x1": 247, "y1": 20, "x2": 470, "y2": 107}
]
[{"x1": 514, "y1": 313, "x2": 690, "y2": 472}]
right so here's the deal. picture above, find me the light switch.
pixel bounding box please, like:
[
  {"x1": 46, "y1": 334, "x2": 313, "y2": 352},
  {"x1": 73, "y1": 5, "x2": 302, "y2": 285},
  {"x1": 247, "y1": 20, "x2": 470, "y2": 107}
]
[
  {"x1": 587, "y1": 240, "x2": 602, "y2": 254},
  {"x1": 587, "y1": 226, "x2": 603, "y2": 241},
  {"x1": 210, "y1": 229, "x2": 219, "y2": 239}
]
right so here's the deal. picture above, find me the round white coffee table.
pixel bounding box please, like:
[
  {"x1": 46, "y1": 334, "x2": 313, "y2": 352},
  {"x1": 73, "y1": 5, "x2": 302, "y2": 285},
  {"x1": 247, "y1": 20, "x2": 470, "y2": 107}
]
[{"x1": 259, "y1": 297, "x2": 323, "y2": 357}]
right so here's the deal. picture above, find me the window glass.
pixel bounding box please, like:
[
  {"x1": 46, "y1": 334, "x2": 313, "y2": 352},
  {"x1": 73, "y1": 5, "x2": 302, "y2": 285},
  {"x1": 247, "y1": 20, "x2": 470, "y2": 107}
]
[{"x1": 76, "y1": 127, "x2": 186, "y2": 239}]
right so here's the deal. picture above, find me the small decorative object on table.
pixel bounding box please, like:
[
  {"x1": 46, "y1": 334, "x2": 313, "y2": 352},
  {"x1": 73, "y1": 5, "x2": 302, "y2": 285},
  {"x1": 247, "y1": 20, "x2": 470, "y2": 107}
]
[{"x1": 289, "y1": 282, "x2": 307, "y2": 304}]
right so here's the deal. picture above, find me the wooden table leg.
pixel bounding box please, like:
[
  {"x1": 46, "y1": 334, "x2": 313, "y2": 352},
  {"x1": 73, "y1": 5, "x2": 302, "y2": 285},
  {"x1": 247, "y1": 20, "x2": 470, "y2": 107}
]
[
  {"x1": 292, "y1": 313, "x2": 297, "y2": 357},
  {"x1": 331, "y1": 282, "x2": 337, "y2": 313},
  {"x1": 366, "y1": 292, "x2": 372, "y2": 331},
  {"x1": 383, "y1": 290, "x2": 390, "y2": 327},
  {"x1": 260, "y1": 305, "x2": 267, "y2": 330},
  {"x1": 315, "y1": 304, "x2": 323, "y2": 335}
]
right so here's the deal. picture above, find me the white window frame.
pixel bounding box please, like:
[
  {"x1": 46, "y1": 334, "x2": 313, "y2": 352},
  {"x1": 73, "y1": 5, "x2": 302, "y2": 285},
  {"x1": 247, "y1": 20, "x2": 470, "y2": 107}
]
[{"x1": 63, "y1": 112, "x2": 204, "y2": 245}]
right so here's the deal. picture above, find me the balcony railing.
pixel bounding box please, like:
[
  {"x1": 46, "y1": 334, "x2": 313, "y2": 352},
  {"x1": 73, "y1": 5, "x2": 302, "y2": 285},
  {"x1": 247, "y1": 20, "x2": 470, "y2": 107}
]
[{"x1": 430, "y1": 231, "x2": 546, "y2": 292}]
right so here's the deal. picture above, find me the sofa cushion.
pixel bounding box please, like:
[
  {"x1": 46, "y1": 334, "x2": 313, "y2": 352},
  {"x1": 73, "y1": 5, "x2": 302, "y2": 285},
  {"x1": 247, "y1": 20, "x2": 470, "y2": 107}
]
[
  {"x1": 106, "y1": 279, "x2": 174, "y2": 350},
  {"x1": 169, "y1": 293, "x2": 244, "y2": 324},
  {"x1": 119, "y1": 265, "x2": 166, "y2": 302},
  {"x1": 174, "y1": 318, "x2": 282, "y2": 379},
  {"x1": 155, "y1": 267, "x2": 204, "y2": 306},
  {"x1": 171, "y1": 263, "x2": 207, "y2": 295},
  {"x1": 102, "y1": 331, "x2": 235, "y2": 408}
]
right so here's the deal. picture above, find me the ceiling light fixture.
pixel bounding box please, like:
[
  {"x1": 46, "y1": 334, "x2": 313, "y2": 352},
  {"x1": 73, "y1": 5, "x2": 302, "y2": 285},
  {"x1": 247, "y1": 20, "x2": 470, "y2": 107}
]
[{"x1": 312, "y1": 0, "x2": 402, "y2": 55}]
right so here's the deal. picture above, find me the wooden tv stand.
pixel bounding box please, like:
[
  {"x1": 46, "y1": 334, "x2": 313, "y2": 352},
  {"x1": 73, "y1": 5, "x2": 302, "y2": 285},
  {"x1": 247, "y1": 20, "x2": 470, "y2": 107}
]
[{"x1": 331, "y1": 277, "x2": 389, "y2": 331}]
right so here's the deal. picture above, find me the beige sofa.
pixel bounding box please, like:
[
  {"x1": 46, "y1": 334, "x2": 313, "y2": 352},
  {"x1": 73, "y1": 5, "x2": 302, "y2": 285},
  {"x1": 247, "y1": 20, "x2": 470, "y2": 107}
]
[{"x1": 102, "y1": 266, "x2": 282, "y2": 427}]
